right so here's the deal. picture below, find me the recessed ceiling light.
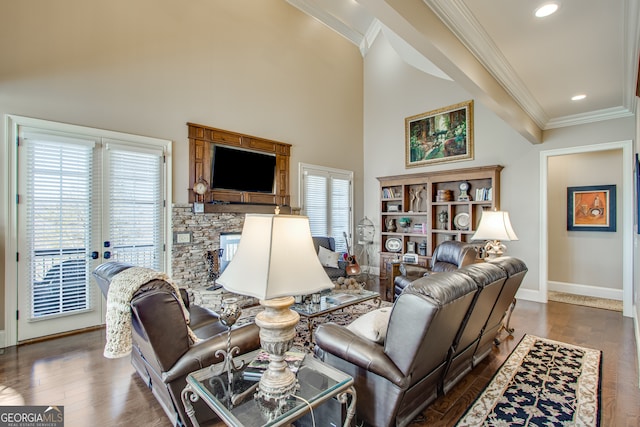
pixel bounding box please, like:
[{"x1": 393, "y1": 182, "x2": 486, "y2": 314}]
[
  {"x1": 571, "y1": 94, "x2": 587, "y2": 101},
  {"x1": 535, "y1": 3, "x2": 559, "y2": 18}
]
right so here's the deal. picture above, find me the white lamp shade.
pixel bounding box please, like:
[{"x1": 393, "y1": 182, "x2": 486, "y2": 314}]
[
  {"x1": 471, "y1": 210, "x2": 519, "y2": 241},
  {"x1": 216, "y1": 214, "x2": 335, "y2": 300}
]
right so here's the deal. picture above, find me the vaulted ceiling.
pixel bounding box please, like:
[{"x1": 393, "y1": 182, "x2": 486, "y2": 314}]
[{"x1": 287, "y1": 0, "x2": 640, "y2": 144}]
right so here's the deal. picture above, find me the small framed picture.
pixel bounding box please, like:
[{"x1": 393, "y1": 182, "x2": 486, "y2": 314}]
[{"x1": 567, "y1": 185, "x2": 616, "y2": 232}]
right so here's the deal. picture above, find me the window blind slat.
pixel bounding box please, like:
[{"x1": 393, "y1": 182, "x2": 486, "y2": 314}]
[
  {"x1": 26, "y1": 139, "x2": 92, "y2": 319},
  {"x1": 107, "y1": 149, "x2": 162, "y2": 269}
]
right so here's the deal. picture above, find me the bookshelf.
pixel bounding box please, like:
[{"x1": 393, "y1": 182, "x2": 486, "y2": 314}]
[{"x1": 377, "y1": 165, "x2": 502, "y2": 297}]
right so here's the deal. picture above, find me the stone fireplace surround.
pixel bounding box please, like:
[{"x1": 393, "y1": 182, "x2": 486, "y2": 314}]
[{"x1": 171, "y1": 204, "x2": 257, "y2": 312}]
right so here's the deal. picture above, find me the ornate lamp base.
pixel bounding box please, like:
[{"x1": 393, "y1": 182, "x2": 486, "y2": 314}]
[
  {"x1": 484, "y1": 240, "x2": 506, "y2": 259},
  {"x1": 254, "y1": 296, "x2": 300, "y2": 417}
]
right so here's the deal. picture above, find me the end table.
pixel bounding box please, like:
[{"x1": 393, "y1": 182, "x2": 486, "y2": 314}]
[{"x1": 181, "y1": 349, "x2": 356, "y2": 427}]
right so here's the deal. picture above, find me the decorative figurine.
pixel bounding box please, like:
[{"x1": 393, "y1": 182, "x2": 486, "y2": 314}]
[
  {"x1": 386, "y1": 217, "x2": 397, "y2": 232},
  {"x1": 438, "y1": 210, "x2": 448, "y2": 230},
  {"x1": 409, "y1": 188, "x2": 417, "y2": 212}
]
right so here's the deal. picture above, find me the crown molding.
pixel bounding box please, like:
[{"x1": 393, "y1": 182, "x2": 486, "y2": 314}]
[
  {"x1": 423, "y1": 0, "x2": 549, "y2": 129},
  {"x1": 544, "y1": 106, "x2": 634, "y2": 130}
]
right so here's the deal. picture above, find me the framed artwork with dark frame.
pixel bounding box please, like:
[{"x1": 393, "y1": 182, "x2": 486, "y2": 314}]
[
  {"x1": 405, "y1": 100, "x2": 473, "y2": 167},
  {"x1": 567, "y1": 185, "x2": 616, "y2": 232}
]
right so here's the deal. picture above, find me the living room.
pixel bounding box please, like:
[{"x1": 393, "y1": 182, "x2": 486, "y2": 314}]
[{"x1": 1, "y1": 0, "x2": 639, "y2": 426}]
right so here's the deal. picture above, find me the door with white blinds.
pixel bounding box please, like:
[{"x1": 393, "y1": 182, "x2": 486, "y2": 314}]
[
  {"x1": 103, "y1": 141, "x2": 164, "y2": 269},
  {"x1": 14, "y1": 122, "x2": 168, "y2": 342},
  {"x1": 300, "y1": 164, "x2": 353, "y2": 253}
]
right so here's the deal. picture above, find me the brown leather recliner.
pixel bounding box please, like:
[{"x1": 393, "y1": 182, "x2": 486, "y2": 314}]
[
  {"x1": 394, "y1": 240, "x2": 477, "y2": 300},
  {"x1": 315, "y1": 269, "x2": 480, "y2": 427},
  {"x1": 93, "y1": 262, "x2": 261, "y2": 427},
  {"x1": 442, "y1": 257, "x2": 528, "y2": 394},
  {"x1": 314, "y1": 257, "x2": 527, "y2": 427}
]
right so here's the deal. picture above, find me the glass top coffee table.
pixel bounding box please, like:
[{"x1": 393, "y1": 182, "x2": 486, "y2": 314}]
[
  {"x1": 291, "y1": 289, "x2": 381, "y2": 342},
  {"x1": 181, "y1": 348, "x2": 356, "y2": 427}
]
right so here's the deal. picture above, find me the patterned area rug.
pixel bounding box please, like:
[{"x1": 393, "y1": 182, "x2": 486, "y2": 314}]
[
  {"x1": 456, "y1": 335, "x2": 601, "y2": 427},
  {"x1": 548, "y1": 291, "x2": 622, "y2": 312},
  {"x1": 236, "y1": 299, "x2": 392, "y2": 351}
]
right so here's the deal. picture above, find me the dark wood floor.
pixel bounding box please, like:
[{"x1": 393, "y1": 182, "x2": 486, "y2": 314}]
[{"x1": 1, "y1": 299, "x2": 638, "y2": 426}]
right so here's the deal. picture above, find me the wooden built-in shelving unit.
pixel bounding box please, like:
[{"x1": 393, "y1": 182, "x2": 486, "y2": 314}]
[{"x1": 377, "y1": 165, "x2": 502, "y2": 296}]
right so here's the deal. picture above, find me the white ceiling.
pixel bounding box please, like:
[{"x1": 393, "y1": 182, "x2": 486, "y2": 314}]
[{"x1": 287, "y1": 0, "x2": 640, "y2": 143}]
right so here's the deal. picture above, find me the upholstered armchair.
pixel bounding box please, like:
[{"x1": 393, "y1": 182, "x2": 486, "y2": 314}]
[
  {"x1": 312, "y1": 236, "x2": 348, "y2": 279},
  {"x1": 93, "y1": 262, "x2": 261, "y2": 427},
  {"x1": 393, "y1": 240, "x2": 477, "y2": 300}
]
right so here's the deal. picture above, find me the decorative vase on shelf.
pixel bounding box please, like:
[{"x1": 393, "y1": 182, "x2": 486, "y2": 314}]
[{"x1": 398, "y1": 217, "x2": 412, "y2": 231}]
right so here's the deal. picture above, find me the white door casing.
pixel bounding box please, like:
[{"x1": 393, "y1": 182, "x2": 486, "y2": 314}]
[
  {"x1": 538, "y1": 140, "x2": 633, "y2": 317},
  {"x1": 4, "y1": 115, "x2": 172, "y2": 346}
]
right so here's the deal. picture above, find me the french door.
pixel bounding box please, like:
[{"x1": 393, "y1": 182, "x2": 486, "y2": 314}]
[{"x1": 7, "y1": 116, "x2": 171, "y2": 343}]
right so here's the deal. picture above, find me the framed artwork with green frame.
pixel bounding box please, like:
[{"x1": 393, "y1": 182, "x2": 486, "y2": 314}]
[{"x1": 567, "y1": 184, "x2": 616, "y2": 232}]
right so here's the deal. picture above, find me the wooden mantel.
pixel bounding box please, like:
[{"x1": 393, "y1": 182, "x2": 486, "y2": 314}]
[{"x1": 187, "y1": 123, "x2": 291, "y2": 213}]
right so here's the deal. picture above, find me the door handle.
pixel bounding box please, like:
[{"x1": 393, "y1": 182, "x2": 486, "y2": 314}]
[
  {"x1": 104, "y1": 251, "x2": 111, "y2": 259},
  {"x1": 91, "y1": 251, "x2": 99, "y2": 260}
]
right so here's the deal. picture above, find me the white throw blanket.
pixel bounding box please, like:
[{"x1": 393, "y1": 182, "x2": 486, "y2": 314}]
[{"x1": 104, "y1": 267, "x2": 200, "y2": 359}]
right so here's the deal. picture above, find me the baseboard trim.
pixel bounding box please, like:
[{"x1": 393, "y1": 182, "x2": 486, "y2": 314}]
[
  {"x1": 0, "y1": 330, "x2": 5, "y2": 349},
  {"x1": 548, "y1": 281, "x2": 622, "y2": 301},
  {"x1": 515, "y1": 288, "x2": 545, "y2": 303}
]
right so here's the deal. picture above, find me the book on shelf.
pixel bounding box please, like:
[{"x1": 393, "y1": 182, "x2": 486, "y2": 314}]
[
  {"x1": 382, "y1": 188, "x2": 396, "y2": 199},
  {"x1": 242, "y1": 349, "x2": 306, "y2": 381},
  {"x1": 413, "y1": 223, "x2": 426, "y2": 234},
  {"x1": 474, "y1": 187, "x2": 493, "y2": 201}
]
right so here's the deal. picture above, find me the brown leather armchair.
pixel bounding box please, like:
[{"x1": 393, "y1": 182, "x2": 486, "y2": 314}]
[
  {"x1": 393, "y1": 240, "x2": 477, "y2": 300},
  {"x1": 93, "y1": 262, "x2": 261, "y2": 427}
]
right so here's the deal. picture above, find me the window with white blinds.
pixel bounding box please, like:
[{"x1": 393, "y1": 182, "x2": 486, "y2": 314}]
[
  {"x1": 25, "y1": 137, "x2": 94, "y2": 319},
  {"x1": 106, "y1": 143, "x2": 163, "y2": 270},
  {"x1": 301, "y1": 164, "x2": 353, "y2": 253}
]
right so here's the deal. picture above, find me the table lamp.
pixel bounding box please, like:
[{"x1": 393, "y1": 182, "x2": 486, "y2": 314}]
[
  {"x1": 471, "y1": 210, "x2": 518, "y2": 259},
  {"x1": 216, "y1": 212, "x2": 335, "y2": 413}
]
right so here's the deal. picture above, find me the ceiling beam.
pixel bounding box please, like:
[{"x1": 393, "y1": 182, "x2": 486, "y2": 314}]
[{"x1": 359, "y1": 0, "x2": 543, "y2": 144}]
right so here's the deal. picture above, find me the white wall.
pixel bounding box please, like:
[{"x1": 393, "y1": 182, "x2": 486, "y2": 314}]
[
  {"x1": 0, "y1": 0, "x2": 364, "y2": 331},
  {"x1": 363, "y1": 32, "x2": 635, "y2": 299}
]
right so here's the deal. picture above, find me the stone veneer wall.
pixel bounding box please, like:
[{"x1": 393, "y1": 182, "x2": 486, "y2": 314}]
[{"x1": 171, "y1": 204, "x2": 256, "y2": 310}]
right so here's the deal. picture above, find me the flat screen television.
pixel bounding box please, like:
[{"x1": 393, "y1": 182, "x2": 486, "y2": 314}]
[{"x1": 210, "y1": 145, "x2": 276, "y2": 193}]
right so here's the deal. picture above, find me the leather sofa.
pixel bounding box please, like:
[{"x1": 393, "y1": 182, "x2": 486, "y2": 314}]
[
  {"x1": 393, "y1": 240, "x2": 477, "y2": 300},
  {"x1": 93, "y1": 262, "x2": 261, "y2": 427},
  {"x1": 314, "y1": 256, "x2": 527, "y2": 427}
]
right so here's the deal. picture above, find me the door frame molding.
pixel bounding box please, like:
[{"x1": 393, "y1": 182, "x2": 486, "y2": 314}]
[
  {"x1": 539, "y1": 139, "x2": 633, "y2": 317},
  {"x1": 3, "y1": 115, "x2": 173, "y2": 347}
]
